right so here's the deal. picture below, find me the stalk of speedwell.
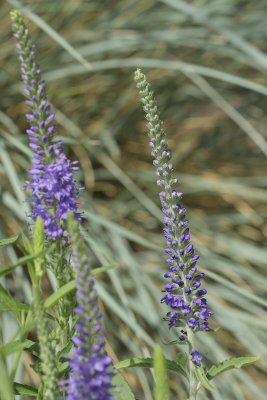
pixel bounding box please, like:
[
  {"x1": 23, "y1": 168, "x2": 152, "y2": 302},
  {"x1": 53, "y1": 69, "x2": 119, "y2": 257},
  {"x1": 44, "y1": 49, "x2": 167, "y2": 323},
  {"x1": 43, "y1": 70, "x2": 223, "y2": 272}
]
[
  {"x1": 11, "y1": 9, "x2": 82, "y2": 345},
  {"x1": 135, "y1": 69, "x2": 213, "y2": 399},
  {"x1": 10, "y1": 9, "x2": 83, "y2": 397},
  {"x1": 26, "y1": 217, "x2": 59, "y2": 399},
  {"x1": 10, "y1": 10, "x2": 116, "y2": 399}
]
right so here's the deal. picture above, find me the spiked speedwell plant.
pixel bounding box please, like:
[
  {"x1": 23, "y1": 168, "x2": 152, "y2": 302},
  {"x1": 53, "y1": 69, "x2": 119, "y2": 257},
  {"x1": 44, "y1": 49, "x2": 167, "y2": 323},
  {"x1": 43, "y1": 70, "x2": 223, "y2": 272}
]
[
  {"x1": 134, "y1": 68, "x2": 259, "y2": 399},
  {"x1": 0, "y1": 9, "x2": 259, "y2": 400},
  {"x1": 8, "y1": 10, "x2": 116, "y2": 400}
]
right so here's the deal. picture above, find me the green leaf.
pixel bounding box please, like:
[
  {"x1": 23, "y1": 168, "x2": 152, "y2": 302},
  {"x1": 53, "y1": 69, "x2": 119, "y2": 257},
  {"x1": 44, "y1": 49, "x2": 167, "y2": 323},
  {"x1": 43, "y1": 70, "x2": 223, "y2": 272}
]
[
  {"x1": 195, "y1": 366, "x2": 216, "y2": 392},
  {"x1": 112, "y1": 372, "x2": 136, "y2": 400},
  {"x1": 57, "y1": 340, "x2": 73, "y2": 359},
  {"x1": 58, "y1": 361, "x2": 69, "y2": 374},
  {"x1": 207, "y1": 356, "x2": 260, "y2": 380},
  {"x1": 153, "y1": 345, "x2": 170, "y2": 400},
  {"x1": 0, "y1": 283, "x2": 30, "y2": 313},
  {"x1": 32, "y1": 217, "x2": 45, "y2": 278},
  {"x1": 44, "y1": 265, "x2": 116, "y2": 309},
  {"x1": 44, "y1": 280, "x2": 76, "y2": 309},
  {"x1": 0, "y1": 252, "x2": 43, "y2": 277},
  {"x1": 0, "y1": 339, "x2": 35, "y2": 356},
  {"x1": 93, "y1": 262, "x2": 118, "y2": 275},
  {"x1": 163, "y1": 338, "x2": 188, "y2": 346},
  {"x1": 115, "y1": 357, "x2": 187, "y2": 378},
  {"x1": 0, "y1": 234, "x2": 19, "y2": 248},
  {"x1": 0, "y1": 355, "x2": 13, "y2": 400},
  {"x1": 176, "y1": 352, "x2": 188, "y2": 368},
  {"x1": 11, "y1": 313, "x2": 36, "y2": 340},
  {"x1": 14, "y1": 382, "x2": 38, "y2": 396}
]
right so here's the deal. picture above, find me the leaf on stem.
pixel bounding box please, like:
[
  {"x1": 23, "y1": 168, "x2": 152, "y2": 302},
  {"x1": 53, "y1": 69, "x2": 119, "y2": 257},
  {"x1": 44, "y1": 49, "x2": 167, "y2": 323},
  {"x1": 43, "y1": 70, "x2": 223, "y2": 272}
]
[
  {"x1": 0, "y1": 355, "x2": 14, "y2": 400},
  {"x1": 153, "y1": 344, "x2": 170, "y2": 400},
  {"x1": 195, "y1": 366, "x2": 216, "y2": 392},
  {"x1": 0, "y1": 234, "x2": 19, "y2": 247},
  {"x1": 207, "y1": 356, "x2": 260, "y2": 380},
  {"x1": 44, "y1": 264, "x2": 117, "y2": 309},
  {"x1": 0, "y1": 283, "x2": 29, "y2": 313},
  {"x1": 14, "y1": 382, "x2": 38, "y2": 396},
  {"x1": 115, "y1": 356, "x2": 187, "y2": 378}
]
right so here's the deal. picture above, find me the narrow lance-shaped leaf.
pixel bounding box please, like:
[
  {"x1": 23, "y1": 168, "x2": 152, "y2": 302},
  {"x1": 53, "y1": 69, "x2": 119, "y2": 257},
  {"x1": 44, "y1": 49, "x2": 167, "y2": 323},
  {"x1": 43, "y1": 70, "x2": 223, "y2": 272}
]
[
  {"x1": 0, "y1": 283, "x2": 29, "y2": 313},
  {"x1": 33, "y1": 217, "x2": 45, "y2": 279},
  {"x1": 0, "y1": 339, "x2": 36, "y2": 357},
  {"x1": 0, "y1": 234, "x2": 19, "y2": 247},
  {"x1": 195, "y1": 366, "x2": 216, "y2": 392},
  {"x1": 207, "y1": 356, "x2": 260, "y2": 380},
  {"x1": 0, "y1": 354, "x2": 14, "y2": 400},
  {"x1": 44, "y1": 263, "x2": 116, "y2": 309},
  {"x1": 153, "y1": 345, "x2": 170, "y2": 400},
  {"x1": 115, "y1": 356, "x2": 187, "y2": 378},
  {"x1": 0, "y1": 252, "x2": 43, "y2": 278},
  {"x1": 14, "y1": 383, "x2": 38, "y2": 397}
]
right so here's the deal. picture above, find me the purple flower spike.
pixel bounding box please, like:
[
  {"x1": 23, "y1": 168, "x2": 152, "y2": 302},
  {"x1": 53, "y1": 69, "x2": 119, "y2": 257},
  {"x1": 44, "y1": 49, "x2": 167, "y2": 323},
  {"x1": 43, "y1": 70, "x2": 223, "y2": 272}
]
[
  {"x1": 11, "y1": 11, "x2": 82, "y2": 239},
  {"x1": 65, "y1": 214, "x2": 115, "y2": 400},
  {"x1": 135, "y1": 69, "x2": 213, "y2": 363}
]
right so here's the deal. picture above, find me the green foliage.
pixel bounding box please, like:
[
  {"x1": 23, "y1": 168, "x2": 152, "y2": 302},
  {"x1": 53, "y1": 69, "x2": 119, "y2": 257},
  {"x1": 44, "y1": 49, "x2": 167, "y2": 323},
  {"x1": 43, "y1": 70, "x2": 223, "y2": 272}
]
[
  {"x1": 0, "y1": 283, "x2": 29, "y2": 314},
  {"x1": 112, "y1": 372, "x2": 136, "y2": 400},
  {"x1": 115, "y1": 356, "x2": 187, "y2": 378},
  {"x1": 0, "y1": 234, "x2": 19, "y2": 247},
  {"x1": 207, "y1": 356, "x2": 260, "y2": 380},
  {"x1": 0, "y1": 252, "x2": 43, "y2": 278},
  {"x1": 153, "y1": 345, "x2": 170, "y2": 400},
  {"x1": 33, "y1": 217, "x2": 45, "y2": 279},
  {"x1": 14, "y1": 382, "x2": 38, "y2": 396},
  {"x1": 195, "y1": 366, "x2": 216, "y2": 393},
  {"x1": 44, "y1": 263, "x2": 117, "y2": 309},
  {"x1": 0, "y1": 339, "x2": 35, "y2": 356},
  {"x1": 0, "y1": 353, "x2": 13, "y2": 400},
  {"x1": 163, "y1": 338, "x2": 188, "y2": 346},
  {"x1": 44, "y1": 280, "x2": 76, "y2": 309}
]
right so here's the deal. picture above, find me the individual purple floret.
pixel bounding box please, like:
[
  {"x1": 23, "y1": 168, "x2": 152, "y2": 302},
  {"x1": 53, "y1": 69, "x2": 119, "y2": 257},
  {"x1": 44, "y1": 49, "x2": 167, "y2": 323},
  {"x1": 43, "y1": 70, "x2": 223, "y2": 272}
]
[
  {"x1": 135, "y1": 69, "x2": 213, "y2": 365},
  {"x1": 65, "y1": 214, "x2": 115, "y2": 400},
  {"x1": 11, "y1": 11, "x2": 82, "y2": 238},
  {"x1": 191, "y1": 350, "x2": 205, "y2": 366}
]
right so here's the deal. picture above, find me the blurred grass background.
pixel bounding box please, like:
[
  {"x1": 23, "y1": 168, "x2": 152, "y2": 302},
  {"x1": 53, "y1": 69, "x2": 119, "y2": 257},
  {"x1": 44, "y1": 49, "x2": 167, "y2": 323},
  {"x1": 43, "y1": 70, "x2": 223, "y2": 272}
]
[{"x1": 1, "y1": 0, "x2": 267, "y2": 399}]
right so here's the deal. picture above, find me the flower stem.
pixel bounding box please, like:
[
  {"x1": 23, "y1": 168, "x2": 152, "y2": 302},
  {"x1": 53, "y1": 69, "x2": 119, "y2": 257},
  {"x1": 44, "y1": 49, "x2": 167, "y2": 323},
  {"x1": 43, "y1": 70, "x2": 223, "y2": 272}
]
[{"x1": 187, "y1": 328, "x2": 198, "y2": 400}]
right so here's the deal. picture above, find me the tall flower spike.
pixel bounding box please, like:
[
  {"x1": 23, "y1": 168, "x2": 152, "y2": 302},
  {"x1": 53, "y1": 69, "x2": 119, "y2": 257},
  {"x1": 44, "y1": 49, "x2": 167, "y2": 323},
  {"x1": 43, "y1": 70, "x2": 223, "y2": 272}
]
[
  {"x1": 134, "y1": 69, "x2": 213, "y2": 366},
  {"x1": 11, "y1": 10, "x2": 82, "y2": 239},
  {"x1": 65, "y1": 213, "x2": 115, "y2": 400}
]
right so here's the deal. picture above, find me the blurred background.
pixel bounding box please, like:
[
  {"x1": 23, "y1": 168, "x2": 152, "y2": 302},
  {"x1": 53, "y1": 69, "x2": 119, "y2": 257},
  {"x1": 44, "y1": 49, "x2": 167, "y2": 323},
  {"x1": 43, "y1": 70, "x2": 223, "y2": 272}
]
[{"x1": 0, "y1": 0, "x2": 267, "y2": 399}]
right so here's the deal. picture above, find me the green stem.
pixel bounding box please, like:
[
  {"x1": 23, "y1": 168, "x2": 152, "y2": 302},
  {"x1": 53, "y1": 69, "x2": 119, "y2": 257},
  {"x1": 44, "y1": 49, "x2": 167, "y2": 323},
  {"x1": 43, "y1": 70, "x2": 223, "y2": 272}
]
[{"x1": 187, "y1": 329, "x2": 198, "y2": 400}]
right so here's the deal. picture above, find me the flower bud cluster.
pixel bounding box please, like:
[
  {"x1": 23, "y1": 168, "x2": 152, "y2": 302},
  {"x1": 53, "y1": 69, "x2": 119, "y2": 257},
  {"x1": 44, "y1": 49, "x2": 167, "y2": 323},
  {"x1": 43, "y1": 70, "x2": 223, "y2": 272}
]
[
  {"x1": 11, "y1": 11, "x2": 81, "y2": 238},
  {"x1": 33, "y1": 284, "x2": 59, "y2": 399},
  {"x1": 135, "y1": 69, "x2": 213, "y2": 365}
]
